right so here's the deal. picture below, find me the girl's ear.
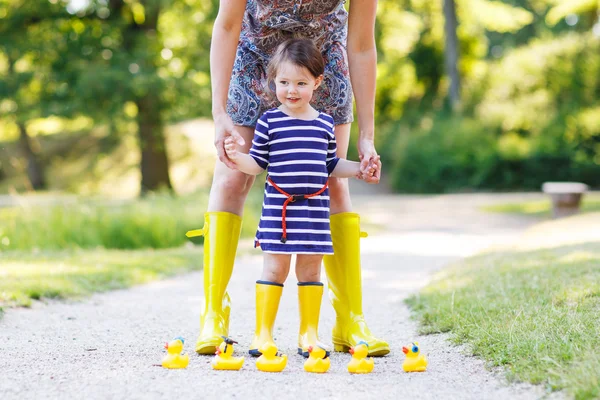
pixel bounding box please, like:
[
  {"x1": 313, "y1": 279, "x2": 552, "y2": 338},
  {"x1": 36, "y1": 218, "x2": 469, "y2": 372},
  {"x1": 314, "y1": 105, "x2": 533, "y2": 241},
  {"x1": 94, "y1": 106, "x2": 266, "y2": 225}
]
[{"x1": 314, "y1": 74, "x2": 324, "y2": 89}]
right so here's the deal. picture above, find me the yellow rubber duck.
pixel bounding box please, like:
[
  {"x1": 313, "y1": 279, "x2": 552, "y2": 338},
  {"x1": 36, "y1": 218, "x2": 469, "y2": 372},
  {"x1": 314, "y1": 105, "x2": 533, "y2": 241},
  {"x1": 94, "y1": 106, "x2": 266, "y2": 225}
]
[
  {"x1": 402, "y1": 342, "x2": 427, "y2": 372},
  {"x1": 212, "y1": 336, "x2": 245, "y2": 371},
  {"x1": 347, "y1": 341, "x2": 374, "y2": 374},
  {"x1": 303, "y1": 345, "x2": 330, "y2": 373},
  {"x1": 256, "y1": 342, "x2": 287, "y2": 372},
  {"x1": 162, "y1": 336, "x2": 190, "y2": 369}
]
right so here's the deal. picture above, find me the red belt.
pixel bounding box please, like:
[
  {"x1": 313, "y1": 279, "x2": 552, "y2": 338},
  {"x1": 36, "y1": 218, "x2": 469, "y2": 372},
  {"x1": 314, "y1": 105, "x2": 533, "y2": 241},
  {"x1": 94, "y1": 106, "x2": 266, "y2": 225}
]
[{"x1": 267, "y1": 176, "x2": 328, "y2": 243}]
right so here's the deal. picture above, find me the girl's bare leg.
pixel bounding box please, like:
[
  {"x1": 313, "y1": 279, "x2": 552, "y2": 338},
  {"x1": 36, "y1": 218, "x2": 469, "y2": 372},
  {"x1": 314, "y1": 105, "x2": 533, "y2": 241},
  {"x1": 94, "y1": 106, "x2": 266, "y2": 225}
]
[{"x1": 261, "y1": 253, "x2": 292, "y2": 284}]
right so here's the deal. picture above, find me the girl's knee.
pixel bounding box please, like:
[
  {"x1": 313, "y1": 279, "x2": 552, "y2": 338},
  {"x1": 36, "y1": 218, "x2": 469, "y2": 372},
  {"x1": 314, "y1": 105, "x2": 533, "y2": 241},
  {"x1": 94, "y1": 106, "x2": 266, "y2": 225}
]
[
  {"x1": 262, "y1": 254, "x2": 291, "y2": 284},
  {"x1": 295, "y1": 255, "x2": 323, "y2": 282}
]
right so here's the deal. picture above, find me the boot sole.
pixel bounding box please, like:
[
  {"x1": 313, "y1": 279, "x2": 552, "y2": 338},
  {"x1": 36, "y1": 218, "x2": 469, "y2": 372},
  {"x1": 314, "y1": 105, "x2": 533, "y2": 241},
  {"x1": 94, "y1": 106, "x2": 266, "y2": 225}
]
[
  {"x1": 195, "y1": 338, "x2": 222, "y2": 355},
  {"x1": 333, "y1": 342, "x2": 390, "y2": 357}
]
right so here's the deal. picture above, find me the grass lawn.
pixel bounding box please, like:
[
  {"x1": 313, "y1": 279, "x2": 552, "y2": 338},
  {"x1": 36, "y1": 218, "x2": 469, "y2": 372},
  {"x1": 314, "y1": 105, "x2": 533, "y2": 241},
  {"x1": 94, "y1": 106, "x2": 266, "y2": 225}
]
[
  {"x1": 0, "y1": 247, "x2": 203, "y2": 309},
  {"x1": 0, "y1": 187, "x2": 264, "y2": 316},
  {"x1": 482, "y1": 193, "x2": 600, "y2": 217},
  {"x1": 407, "y1": 212, "x2": 600, "y2": 400}
]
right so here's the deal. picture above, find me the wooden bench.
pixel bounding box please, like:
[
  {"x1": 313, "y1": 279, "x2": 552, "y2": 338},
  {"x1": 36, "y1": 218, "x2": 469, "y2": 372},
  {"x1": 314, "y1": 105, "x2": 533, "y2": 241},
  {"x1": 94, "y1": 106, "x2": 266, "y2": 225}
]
[{"x1": 542, "y1": 181, "x2": 588, "y2": 219}]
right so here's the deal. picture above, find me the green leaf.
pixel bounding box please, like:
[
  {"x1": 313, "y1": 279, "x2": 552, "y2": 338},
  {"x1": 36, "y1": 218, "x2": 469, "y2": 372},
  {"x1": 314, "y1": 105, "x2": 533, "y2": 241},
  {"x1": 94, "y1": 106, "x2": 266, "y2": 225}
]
[
  {"x1": 465, "y1": 0, "x2": 534, "y2": 33},
  {"x1": 546, "y1": 0, "x2": 598, "y2": 26}
]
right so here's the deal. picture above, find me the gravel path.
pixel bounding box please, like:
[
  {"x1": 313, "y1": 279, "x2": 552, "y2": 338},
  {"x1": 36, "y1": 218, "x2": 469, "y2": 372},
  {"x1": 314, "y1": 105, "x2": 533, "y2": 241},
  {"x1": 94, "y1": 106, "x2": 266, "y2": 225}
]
[{"x1": 0, "y1": 190, "x2": 567, "y2": 400}]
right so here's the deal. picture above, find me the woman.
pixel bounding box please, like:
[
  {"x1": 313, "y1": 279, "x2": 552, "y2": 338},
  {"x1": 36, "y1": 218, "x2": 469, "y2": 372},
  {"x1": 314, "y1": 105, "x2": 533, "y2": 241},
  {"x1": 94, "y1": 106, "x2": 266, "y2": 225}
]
[{"x1": 190, "y1": 0, "x2": 389, "y2": 357}]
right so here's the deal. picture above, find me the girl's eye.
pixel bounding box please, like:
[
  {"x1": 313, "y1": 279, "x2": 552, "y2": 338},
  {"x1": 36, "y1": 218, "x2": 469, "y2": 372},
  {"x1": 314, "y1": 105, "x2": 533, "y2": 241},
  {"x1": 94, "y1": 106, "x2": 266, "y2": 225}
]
[
  {"x1": 298, "y1": 82, "x2": 306, "y2": 86},
  {"x1": 279, "y1": 80, "x2": 287, "y2": 85}
]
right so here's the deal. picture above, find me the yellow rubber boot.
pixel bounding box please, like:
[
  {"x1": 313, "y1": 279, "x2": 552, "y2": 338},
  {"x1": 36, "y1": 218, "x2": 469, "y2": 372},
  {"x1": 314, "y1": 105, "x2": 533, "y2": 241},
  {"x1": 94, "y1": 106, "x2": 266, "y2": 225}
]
[
  {"x1": 323, "y1": 212, "x2": 390, "y2": 356},
  {"x1": 297, "y1": 282, "x2": 330, "y2": 358},
  {"x1": 186, "y1": 212, "x2": 242, "y2": 355},
  {"x1": 249, "y1": 281, "x2": 283, "y2": 356}
]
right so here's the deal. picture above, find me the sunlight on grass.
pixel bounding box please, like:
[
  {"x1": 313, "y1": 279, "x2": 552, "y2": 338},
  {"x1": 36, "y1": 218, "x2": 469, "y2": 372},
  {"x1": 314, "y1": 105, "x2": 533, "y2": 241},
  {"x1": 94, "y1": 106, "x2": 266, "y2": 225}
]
[
  {"x1": 482, "y1": 194, "x2": 600, "y2": 217},
  {"x1": 407, "y1": 242, "x2": 600, "y2": 399},
  {"x1": 0, "y1": 189, "x2": 262, "y2": 251},
  {"x1": 0, "y1": 247, "x2": 203, "y2": 308}
]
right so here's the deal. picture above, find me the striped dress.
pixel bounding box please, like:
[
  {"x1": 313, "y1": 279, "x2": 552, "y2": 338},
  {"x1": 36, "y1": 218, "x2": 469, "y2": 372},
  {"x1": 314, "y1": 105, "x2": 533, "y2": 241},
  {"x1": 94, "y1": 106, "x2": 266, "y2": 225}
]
[{"x1": 249, "y1": 108, "x2": 340, "y2": 254}]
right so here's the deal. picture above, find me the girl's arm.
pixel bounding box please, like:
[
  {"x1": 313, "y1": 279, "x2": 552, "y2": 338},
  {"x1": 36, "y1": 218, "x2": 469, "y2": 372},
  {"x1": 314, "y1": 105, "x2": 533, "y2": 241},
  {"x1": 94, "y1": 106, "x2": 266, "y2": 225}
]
[
  {"x1": 211, "y1": 0, "x2": 247, "y2": 168},
  {"x1": 347, "y1": 0, "x2": 378, "y2": 175},
  {"x1": 331, "y1": 157, "x2": 380, "y2": 182},
  {"x1": 331, "y1": 159, "x2": 361, "y2": 179},
  {"x1": 231, "y1": 153, "x2": 265, "y2": 176}
]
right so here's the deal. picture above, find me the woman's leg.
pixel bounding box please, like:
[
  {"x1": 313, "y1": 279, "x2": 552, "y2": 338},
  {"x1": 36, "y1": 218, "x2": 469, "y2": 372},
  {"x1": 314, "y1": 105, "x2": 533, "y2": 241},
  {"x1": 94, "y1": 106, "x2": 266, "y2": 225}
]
[
  {"x1": 249, "y1": 253, "x2": 291, "y2": 356},
  {"x1": 323, "y1": 123, "x2": 390, "y2": 356},
  {"x1": 296, "y1": 254, "x2": 327, "y2": 357},
  {"x1": 207, "y1": 125, "x2": 257, "y2": 214},
  {"x1": 195, "y1": 125, "x2": 257, "y2": 354}
]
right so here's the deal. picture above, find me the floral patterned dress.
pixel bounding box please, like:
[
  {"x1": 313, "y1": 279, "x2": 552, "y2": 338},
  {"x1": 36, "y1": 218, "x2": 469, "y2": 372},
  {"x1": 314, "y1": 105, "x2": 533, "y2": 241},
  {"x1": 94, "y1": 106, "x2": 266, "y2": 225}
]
[{"x1": 226, "y1": 0, "x2": 353, "y2": 127}]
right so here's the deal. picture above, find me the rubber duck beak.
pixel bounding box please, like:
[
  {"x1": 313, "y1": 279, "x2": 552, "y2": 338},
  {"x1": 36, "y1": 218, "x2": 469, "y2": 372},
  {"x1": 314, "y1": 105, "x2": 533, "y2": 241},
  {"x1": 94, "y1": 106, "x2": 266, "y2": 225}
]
[
  {"x1": 402, "y1": 346, "x2": 408, "y2": 354},
  {"x1": 165, "y1": 342, "x2": 169, "y2": 350},
  {"x1": 307, "y1": 346, "x2": 313, "y2": 353},
  {"x1": 215, "y1": 348, "x2": 221, "y2": 355},
  {"x1": 349, "y1": 348, "x2": 354, "y2": 355}
]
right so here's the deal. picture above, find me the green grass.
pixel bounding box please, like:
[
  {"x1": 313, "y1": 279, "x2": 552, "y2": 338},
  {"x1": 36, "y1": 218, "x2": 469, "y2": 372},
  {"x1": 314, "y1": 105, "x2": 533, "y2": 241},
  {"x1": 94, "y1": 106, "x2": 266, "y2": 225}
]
[
  {"x1": 0, "y1": 247, "x2": 203, "y2": 308},
  {"x1": 0, "y1": 190, "x2": 262, "y2": 251},
  {"x1": 482, "y1": 194, "x2": 600, "y2": 217},
  {"x1": 407, "y1": 241, "x2": 600, "y2": 399},
  {"x1": 0, "y1": 184, "x2": 264, "y2": 315}
]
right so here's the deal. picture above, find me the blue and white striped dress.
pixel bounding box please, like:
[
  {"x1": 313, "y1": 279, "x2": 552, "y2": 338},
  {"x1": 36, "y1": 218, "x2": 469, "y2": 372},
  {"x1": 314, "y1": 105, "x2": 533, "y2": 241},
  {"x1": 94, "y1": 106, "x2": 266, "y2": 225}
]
[{"x1": 249, "y1": 108, "x2": 340, "y2": 254}]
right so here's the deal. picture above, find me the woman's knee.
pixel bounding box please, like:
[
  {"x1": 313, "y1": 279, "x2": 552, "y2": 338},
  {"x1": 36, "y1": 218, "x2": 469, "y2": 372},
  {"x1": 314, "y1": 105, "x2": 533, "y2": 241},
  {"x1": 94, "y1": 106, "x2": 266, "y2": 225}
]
[
  {"x1": 212, "y1": 167, "x2": 256, "y2": 198},
  {"x1": 328, "y1": 176, "x2": 351, "y2": 209}
]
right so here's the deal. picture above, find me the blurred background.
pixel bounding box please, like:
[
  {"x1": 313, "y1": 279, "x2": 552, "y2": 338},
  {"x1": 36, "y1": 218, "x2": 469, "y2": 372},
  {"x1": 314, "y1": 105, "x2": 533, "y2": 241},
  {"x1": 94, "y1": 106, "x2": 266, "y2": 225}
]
[{"x1": 0, "y1": 0, "x2": 599, "y2": 251}]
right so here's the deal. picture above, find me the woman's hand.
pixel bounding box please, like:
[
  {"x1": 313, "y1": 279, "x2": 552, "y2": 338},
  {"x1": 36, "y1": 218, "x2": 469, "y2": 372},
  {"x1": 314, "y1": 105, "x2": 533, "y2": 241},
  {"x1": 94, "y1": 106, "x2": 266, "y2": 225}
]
[
  {"x1": 214, "y1": 112, "x2": 245, "y2": 169},
  {"x1": 357, "y1": 137, "x2": 380, "y2": 181}
]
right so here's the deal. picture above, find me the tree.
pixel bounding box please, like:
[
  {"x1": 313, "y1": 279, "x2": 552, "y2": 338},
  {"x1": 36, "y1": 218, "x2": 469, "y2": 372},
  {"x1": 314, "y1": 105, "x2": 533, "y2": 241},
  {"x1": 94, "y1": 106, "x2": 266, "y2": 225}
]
[
  {"x1": 443, "y1": 0, "x2": 461, "y2": 110},
  {"x1": 0, "y1": 0, "x2": 68, "y2": 190},
  {"x1": 63, "y1": 0, "x2": 215, "y2": 194}
]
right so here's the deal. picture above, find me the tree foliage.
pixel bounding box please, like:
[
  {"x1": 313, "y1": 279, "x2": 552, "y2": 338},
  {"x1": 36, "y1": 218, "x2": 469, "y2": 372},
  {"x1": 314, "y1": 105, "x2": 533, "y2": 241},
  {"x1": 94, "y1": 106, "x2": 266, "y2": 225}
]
[{"x1": 1, "y1": 0, "x2": 599, "y2": 194}]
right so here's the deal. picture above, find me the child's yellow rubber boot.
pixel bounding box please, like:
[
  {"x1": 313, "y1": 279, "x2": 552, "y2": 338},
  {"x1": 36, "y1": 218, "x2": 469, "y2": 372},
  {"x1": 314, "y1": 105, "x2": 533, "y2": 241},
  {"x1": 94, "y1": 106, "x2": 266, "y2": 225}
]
[
  {"x1": 249, "y1": 281, "x2": 283, "y2": 356},
  {"x1": 323, "y1": 212, "x2": 390, "y2": 356},
  {"x1": 297, "y1": 282, "x2": 329, "y2": 358},
  {"x1": 187, "y1": 212, "x2": 242, "y2": 355}
]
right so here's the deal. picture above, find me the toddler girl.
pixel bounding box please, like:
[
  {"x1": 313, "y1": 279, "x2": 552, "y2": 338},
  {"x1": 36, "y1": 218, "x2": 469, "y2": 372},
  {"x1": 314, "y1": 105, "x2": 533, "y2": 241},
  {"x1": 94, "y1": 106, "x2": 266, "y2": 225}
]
[{"x1": 224, "y1": 38, "x2": 380, "y2": 357}]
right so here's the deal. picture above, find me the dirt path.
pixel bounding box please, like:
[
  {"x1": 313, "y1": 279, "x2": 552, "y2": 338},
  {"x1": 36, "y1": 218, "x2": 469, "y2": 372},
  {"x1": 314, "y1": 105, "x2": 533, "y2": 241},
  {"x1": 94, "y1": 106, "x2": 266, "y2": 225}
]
[{"x1": 0, "y1": 191, "x2": 566, "y2": 400}]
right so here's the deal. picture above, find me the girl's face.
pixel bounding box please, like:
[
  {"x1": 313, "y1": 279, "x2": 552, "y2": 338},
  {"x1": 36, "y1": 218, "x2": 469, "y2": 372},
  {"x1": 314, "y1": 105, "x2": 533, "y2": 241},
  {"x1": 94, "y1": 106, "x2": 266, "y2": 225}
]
[{"x1": 274, "y1": 61, "x2": 323, "y2": 113}]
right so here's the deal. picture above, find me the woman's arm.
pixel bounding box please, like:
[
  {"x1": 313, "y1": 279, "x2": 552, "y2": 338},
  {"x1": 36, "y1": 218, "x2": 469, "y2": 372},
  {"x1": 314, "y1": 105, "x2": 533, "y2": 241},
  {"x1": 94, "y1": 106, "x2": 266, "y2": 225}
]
[
  {"x1": 347, "y1": 0, "x2": 378, "y2": 176},
  {"x1": 211, "y1": 0, "x2": 247, "y2": 168}
]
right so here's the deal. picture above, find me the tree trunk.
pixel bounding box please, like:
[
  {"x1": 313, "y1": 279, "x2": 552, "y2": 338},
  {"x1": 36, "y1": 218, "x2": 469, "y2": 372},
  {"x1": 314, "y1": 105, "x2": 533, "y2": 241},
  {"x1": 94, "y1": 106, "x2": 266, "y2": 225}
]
[
  {"x1": 136, "y1": 93, "x2": 172, "y2": 193},
  {"x1": 17, "y1": 122, "x2": 47, "y2": 190},
  {"x1": 443, "y1": 0, "x2": 461, "y2": 110},
  {"x1": 131, "y1": 1, "x2": 172, "y2": 194}
]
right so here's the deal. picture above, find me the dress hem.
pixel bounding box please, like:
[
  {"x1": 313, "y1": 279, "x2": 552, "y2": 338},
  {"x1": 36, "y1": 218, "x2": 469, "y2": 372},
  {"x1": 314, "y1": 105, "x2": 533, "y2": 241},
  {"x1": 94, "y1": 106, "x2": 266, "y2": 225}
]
[{"x1": 261, "y1": 250, "x2": 334, "y2": 255}]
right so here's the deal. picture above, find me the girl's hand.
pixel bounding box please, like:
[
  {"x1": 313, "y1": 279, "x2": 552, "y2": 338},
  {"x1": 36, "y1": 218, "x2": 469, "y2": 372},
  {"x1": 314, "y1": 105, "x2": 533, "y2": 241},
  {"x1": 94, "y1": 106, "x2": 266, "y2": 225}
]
[
  {"x1": 224, "y1": 136, "x2": 239, "y2": 164},
  {"x1": 214, "y1": 112, "x2": 245, "y2": 169},
  {"x1": 359, "y1": 155, "x2": 381, "y2": 184}
]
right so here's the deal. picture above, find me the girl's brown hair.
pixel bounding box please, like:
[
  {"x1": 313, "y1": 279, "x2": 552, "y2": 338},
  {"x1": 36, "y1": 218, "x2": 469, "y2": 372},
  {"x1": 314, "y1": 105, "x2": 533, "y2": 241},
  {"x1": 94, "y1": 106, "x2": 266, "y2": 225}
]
[{"x1": 266, "y1": 38, "x2": 325, "y2": 95}]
